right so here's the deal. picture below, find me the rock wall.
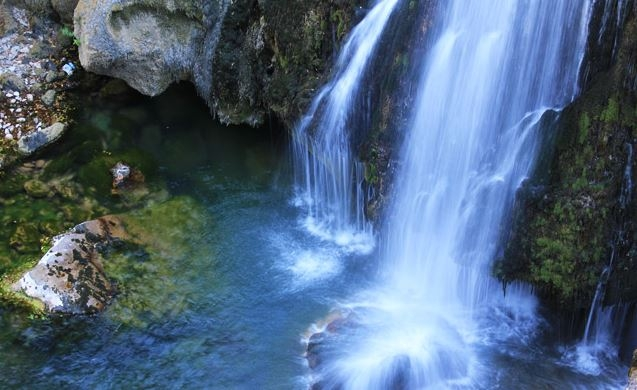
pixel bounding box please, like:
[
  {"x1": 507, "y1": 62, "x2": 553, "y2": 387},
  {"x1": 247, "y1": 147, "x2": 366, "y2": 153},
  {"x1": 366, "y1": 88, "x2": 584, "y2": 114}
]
[
  {"x1": 74, "y1": 0, "x2": 365, "y2": 126},
  {"x1": 497, "y1": 0, "x2": 637, "y2": 310}
]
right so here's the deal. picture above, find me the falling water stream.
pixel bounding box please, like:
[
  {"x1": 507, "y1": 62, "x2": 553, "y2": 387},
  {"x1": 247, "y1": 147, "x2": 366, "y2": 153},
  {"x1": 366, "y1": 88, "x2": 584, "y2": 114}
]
[{"x1": 296, "y1": 0, "x2": 630, "y2": 388}]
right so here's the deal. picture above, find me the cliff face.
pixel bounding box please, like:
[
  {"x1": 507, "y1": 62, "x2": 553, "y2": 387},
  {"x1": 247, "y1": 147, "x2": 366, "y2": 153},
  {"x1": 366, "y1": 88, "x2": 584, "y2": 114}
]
[
  {"x1": 74, "y1": 0, "x2": 365, "y2": 127},
  {"x1": 497, "y1": 0, "x2": 637, "y2": 310}
]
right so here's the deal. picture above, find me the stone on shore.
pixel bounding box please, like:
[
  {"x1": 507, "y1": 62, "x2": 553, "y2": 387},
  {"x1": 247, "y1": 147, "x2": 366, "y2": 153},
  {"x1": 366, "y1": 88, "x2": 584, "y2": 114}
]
[
  {"x1": 17, "y1": 122, "x2": 66, "y2": 155},
  {"x1": 41, "y1": 89, "x2": 56, "y2": 106}
]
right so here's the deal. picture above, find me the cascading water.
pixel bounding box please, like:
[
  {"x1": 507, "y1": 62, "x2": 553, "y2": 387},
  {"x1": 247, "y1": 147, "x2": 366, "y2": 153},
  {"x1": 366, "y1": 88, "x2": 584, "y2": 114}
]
[
  {"x1": 292, "y1": 0, "x2": 399, "y2": 250},
  {"x1": 303, "y1": 1, "x2": 610, "y2": 388}
]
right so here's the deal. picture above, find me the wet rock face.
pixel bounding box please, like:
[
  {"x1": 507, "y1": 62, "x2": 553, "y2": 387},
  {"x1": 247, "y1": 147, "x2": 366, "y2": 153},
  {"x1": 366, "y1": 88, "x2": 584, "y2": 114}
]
[
  {"x1": 496, "y1": 2, "x2": 637, "y2": 308},
  {"x1": 12, "y1": 216, "x2": 126, "y2": 314},
  {"x1": 73, "y1": 0, "x2": 364, "y2": 126}
]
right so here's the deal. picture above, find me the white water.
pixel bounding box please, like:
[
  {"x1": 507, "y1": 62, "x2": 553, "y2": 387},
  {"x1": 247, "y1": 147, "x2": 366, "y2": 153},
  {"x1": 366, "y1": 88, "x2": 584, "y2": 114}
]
[
  {"x1": 292, "y1": 0, "x2": 400, "y2": 253},
  {"x1": 303, "y1": 1, "x2": 606, "y2": 388}
]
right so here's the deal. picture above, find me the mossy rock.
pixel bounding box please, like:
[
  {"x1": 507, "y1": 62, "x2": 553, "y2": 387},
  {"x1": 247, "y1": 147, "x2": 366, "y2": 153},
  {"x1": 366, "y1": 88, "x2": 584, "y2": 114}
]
[
  {"x1": 23, "y1": 179, "x2": 51, "y2": 198},
  {"x1": 0, "y1": 173, "x2": 28, "y2": 198},
  {"x1": 9, "y1": 223, "x2": 41, "y2": 254},
  {"x1": 77, "y1": 149, "x2": 157, "y2": 197}
]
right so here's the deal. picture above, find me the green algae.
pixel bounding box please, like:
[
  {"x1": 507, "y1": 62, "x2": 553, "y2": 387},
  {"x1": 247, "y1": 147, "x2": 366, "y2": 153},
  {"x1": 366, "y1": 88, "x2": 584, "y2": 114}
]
[{"x1": 103, "y1": 196, "x2": 212, "y2": 328}]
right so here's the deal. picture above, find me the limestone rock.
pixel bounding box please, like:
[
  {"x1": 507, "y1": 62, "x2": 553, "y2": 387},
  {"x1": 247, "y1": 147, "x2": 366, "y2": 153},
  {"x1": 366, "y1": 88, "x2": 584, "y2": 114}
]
[
  {"x1": 74, "y1": 0, "x2": 210, "y2": 96},
  {"x1": 17, "y1": 121, "x2": 67, "y2": 155},
  {"x1": 12, "y1": 216, "x2": 127, "y2": 314}
]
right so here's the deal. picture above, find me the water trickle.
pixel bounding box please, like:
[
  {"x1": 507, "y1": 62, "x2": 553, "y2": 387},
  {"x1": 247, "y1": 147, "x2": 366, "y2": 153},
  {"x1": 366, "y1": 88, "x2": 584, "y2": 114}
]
[
  {"x1": 597, "y1": 0, "x2": 630, "y2": 59},
  {"x1": 305, "y1": 0, "x2": 598, "y2": 388},
  {"x1": 292, "y1": 0, "x2": 400, "y2": 252},
  {"x1": 568, "y1": 141, "x2": 635, "y2": 374}
]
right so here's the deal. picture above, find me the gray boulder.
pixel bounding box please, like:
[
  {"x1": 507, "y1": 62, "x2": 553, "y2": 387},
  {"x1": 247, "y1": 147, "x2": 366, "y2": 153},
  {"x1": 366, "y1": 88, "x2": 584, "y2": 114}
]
[
  {"x1": 17, "y1": 121, "x2": 66, "y2": 155},
  {"x1": 74, "y1": 0, "x2": 215, "y2": 96},
  {"x1": 0, "y1": 73, "x2": 26, "y2": 91},
  {"x1": 41, "y1": 89, "x2": 56, "y2": 105}
]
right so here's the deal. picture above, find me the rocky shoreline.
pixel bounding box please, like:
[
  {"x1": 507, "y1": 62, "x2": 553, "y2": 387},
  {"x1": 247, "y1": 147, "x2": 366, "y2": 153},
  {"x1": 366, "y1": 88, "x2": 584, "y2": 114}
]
[{"x1": 0, "y1": 3, "x2": 77, "y2": 169}]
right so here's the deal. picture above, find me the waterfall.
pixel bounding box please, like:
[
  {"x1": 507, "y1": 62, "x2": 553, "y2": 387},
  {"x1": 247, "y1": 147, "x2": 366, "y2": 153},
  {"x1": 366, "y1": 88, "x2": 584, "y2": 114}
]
[
  {"x1": 304, "y1": 1, "x2": 597, "y2": 388},
  {"x1": 292, "y1": 0, "x2": 399, "y2": 251}
]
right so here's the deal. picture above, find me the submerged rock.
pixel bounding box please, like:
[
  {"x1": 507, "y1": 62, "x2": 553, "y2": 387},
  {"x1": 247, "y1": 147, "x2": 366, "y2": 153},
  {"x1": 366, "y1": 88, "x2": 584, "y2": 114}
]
[
  {"x1": 11, "y1": 216, "x2": 126, "y2": 314},
  {"x1": 23, "y1": 179, "x2": 51, "y2": 198}
]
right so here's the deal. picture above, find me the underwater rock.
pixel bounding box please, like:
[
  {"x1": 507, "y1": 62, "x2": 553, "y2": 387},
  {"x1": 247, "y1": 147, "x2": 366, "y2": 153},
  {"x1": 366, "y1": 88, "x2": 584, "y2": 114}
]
[
  {"x1": 12, "y1": 216, "x2": 127, "y2": 314},
  {"x1": 17, "y1": 122, "x2": 67, "y2": 155},
  {"x1": 23, "y1": 179, "x2": 50, "y2": 198},
  {"x1": 9, "y1": 223, "x2": 40, "y2": 253},
  {"x1": 110, "y1": 161, "x2": 130, "y2": 188}
]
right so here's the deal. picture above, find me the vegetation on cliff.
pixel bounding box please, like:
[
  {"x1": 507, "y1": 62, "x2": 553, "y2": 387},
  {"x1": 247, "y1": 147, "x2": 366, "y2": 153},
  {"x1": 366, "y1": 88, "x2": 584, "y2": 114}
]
[{"x1": 496, "y1": 2, "x2": 637, "y2": 309}]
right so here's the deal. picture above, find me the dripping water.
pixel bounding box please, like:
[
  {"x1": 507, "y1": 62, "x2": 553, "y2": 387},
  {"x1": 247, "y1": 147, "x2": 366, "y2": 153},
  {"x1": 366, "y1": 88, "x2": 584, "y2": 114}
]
[{"x1": 566, "y1": 142, "x2": 635, "y2": 376}]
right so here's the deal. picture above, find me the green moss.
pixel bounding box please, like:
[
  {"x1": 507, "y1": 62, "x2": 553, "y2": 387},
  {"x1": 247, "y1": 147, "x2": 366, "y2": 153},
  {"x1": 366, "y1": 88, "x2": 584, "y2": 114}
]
[
  {"x1": 578, "y1": 112, "x2": 590, "y2": 144},
  {"x1": 330, "y1": 9, "x2": 348, "y2": 41},
  {"x1": 600, "y1": 97, "x2": 619, "y2": 123}
]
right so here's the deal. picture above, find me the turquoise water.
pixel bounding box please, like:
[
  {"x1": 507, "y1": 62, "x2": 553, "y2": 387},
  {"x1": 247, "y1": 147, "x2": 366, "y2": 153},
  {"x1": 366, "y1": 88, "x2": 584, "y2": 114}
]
[
  {"x1": 0, "y1": 84, "x2": 628, "y2": 389},
  {"x1": 0, "y1": 84, "x2": 377, "y2": 388}
]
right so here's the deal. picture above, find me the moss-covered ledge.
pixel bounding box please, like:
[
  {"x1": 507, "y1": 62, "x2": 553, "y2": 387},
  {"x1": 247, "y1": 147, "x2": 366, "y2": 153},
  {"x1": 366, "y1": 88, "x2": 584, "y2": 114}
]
[{"x1": 496, "y1": 3, "x2": 637, "y2": 309}]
